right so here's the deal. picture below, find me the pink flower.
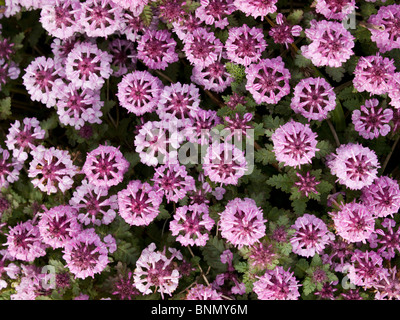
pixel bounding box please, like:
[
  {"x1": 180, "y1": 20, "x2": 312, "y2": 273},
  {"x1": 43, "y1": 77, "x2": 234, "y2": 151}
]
[
  {"x1": 352, "y1": 98, "x2": 393, "y2": 140},
  {"x1": 113, "y1": 0, "x2": 149, "y2": 17},
  {"x1": 158, "y1": 0, "x2": 188, "y2": 24},
  {"x1": 5, "y1": 220, "x2": 47, "y2": 262},
  {"x1": 330, "y1": 201, "x2": 375, "y2": 243},
  {"x1": 120, "y1": 10, "x2": 156, "y2": 42},
  {"x1": 28, "y1": 145, "x2": 78, "y2": 195},
  {"x1": 183, "y1": 28, "x2": 224, "y2": 69},
  {"x1": 56, "y1": 83, "x2": 103, "y2": 130},
  {"x1": 301, "y1": 20, "x2": 354, "y2": 68},
  {"x1": 294, "y1": 172, "x2": 320, "y2": 197},
  {"x1": 69, "y1": 179, "x2": 118, "y2": 226},
  {"x1": 188, "y1": 109, "x2": 221, "y2": 145},
  {"x1": 38, "y1": 205, "x2": 82, "y2": 249},
  {"x1": 326, "y1": 143, "x2": 379, "y2": 190},
  {"x1": 225, "y1": 24, "x2": 267, "y2": 66},
  {"x1": 117, "y1": 70, "x2": 163, "y2": 116},
  {"x1": 169, "y1": 203, "x2": 215, "y2": 246},
  {"x1": 361, "y1": 176, "x2": 400, "y2": 218},
  {"x1": 233, "y1": 0, "x2": 277, "y2": 20},
  {"x1": 353, "y1": 54, "x2": 396, "y2": 96},
  {"x1": 245, "y1": 57, "x2": 291, "y2": 105},
  {"x1": 63, "y1": 228, "x2": 110, "y2": 279},
  {"x1": 202, "y1": 143, "x2": 248, "y2": 186},
  {"x1": 315, "y1": 0, "x2": 356, "y2": 20},
  {"x1": 253, "y1": 266, "x2": 301, "y2": 300},
  {"x1": 109, "y1": 38, "x2": 137, "y2": 77},
  {"x1": 157, "y1": 82, "x2": 200, "y2": 121},
  {"x1": 224, "y1": 112, "x2": 253, "y2": 142},
  {"x1": 0, "y1": 37, "x2": 15, "y2": 60},
  {"x1": 291, "y1": 77, "x2": 336, "y2": 121},
  {"x1": 133, "y1": 243, "x2": 182, "y2": 299},
  {"x1": 269, "y1": 13, "x2": 302, "y2": 48},
  {"x1": 117, "y1": 180, "x2": 163, "y2": 226},
  {"x1": 112, "y1": 271, "x2": 139, "y2": 300},
  {"x1": 368, "y1": 5, "x2": 400, "y2": 53},
  {"x1": 290, "y1": 214, "x2": 334, "y2": 258},
  {"x1": 186, "y1": 284, "x2": 223, "y2": 300},
  {"x1": 191, "y1": 58, "x2": 233, "y2": 93},
  {"x1": 5, "y1": 117, "x2": 45, "y2": 162},
  {"x1": 219, "y1": 197, "x2": 266, "y2": 248},
  {"x1": 65, "y1": 41, "x2": 113, "y2": 90},
  {"x1": 172, "y1": 14, "x2": 204, "y2": 42},
  {"x1": 195, "y1": 0, "x2": 236, "y2": 29},
  {"x1": 373, "y1": 266, "x2": 400, "y2": 300},
  {"x1": 80, "y1": 0, "x2": 123, "y2": 38},
  {"x1": 22, "y1": 56, "x2": 63, "y2": 108},
  {"x1": 271, "y1": 120, "x2": 319, "y2": 168},
  {"x1": 40, "y1": 0, "x2": 82, "y2": 39},
  {"x1": 152, "y1": 163, "x2": 196, "y2": 203},
  {"x1": 137, "y1": 29, "x2": 178, "y2": 70},
  {"x1": 82, "y1": 144, "x2": 130, "y2": 189}
]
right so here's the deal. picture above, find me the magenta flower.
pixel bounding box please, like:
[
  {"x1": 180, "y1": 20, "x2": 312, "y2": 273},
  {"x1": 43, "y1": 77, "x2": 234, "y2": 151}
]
[
  {"x1": 169, "y1": 203, "x2": 215, "y2": 246},
  {"x1": 389, "y1": 73, "x2": 400, "y2": 109},
  {"x1": 133, "y1": 243, "x2": 182, "y2": 299},
  {"x1": 158, "y1": 0, "x2": 188, "y2": 24},
  {"x1": 183, "y1": 28, "x2": 224, "y2": 69},
  {"x1": 361, "y1": 176, "x2": 400, "y2": 218},
  {"x1": 368, "y1": 5, "x2": 400, "y2": 53},
  {"x1": 253, "y1": 266, "x2": 301, "y2": 300},
  {"x1": 269, "y1": 13, "x2": 302, "y2": 48},
  {"x1": 352, "y1": 98, "x2": 393, "y2": 140},
  {"x1": 0, "y1": 37, "x2": 15, "y2": 61},
  {"x1": 28, "y1": 145, "x2": 78, "y2": 195},
  {"x1": 233, "y1": 0, "x2": 277, "y2": 20},
  {"x1": 347, "y1": 250, "x2": 387, "y2": 289},
  {"x1": 330, "y1": 201, "x2": 375, "y2": 243},
  {"x1": 225, "y1": 24, "x2": 266, "y2": 66},
  {"x1": 70, "y1": 179, "x2": 118, "y2": 226},
  {"x1": 51, "y1": 37, "x2": 80, "y2": 65},
  {"x1": 82, "y1": 144, "x2": 130, "y2": 189},
  {"x1": 373, "y1": 267, "x2": 400, "y2": 300},
  {"x1": 322, "y1": 238, "x2": 353, "y2": 272},
  {"x1": 202, "y1": 143, "x2": 248, "y2": 186},
  {"x1": 353, "y1": 54, "x2": 396, "y2": 96},
  {"x1": 109, "y1": 39, "x2": 137, "y2": 77},
  {"x1": 314, "y1": 281, "x2": 338, "y2": 300},
  {"x1": 137, "y1": 29, "x2": 178, "y2": 70},
  {"x1": 120, "y1": 10, "x2": 156, "y2": 42},
  {"x1": 38, "y1": 205, "x2": 82, "y2": 249},
  {"x1": 113, "y1": 0, "x2": 149, "y2": 17},
  {"x1": 290, "y1": 214, "x2": 334, "y2": 258},
  {"x1": 191, "y1": 58, "x2": 233, "y2": 93},
  {"x1": 224, "y1": 112, "x2": 253, "y2": 142},
  {"x1": 5, "y1": 117, "x2": 45, "y2": 162},
  {"x1": 188, "y1": 109, "x2": 221, "y2": 145},
  {"x1": 5, "y1": 220, "x2": 47, "y2": 262},
  {"x1": 22, "y1": 56, "x2": 63, "y2": 108},
  {"x1": 294, "y1": 172, "x2": 320, "y2": 197},
  {"x1": 245, "y1": 57, "x2": 291, "y2": 105},
  {"x1": 63, "y1": 228, "x2": 110, "y2": 279},
  {"x1": 186, "y1": 284, "x2": 223, "y2": 300},
  {"x1": 301, "y1": 20, "x2": 354, "y2": 68},
  {"x1": 117, "y1": 70, "x2": 163, "y2": 116},
  {"x1": 373, "y1": 218, "x2": 400, "y2": 260},
  {"x1": 247, "y1": 242, "x2": 277, "y2": 270},
  {"x1": 341, "y1": 289, "x2": 363, "y2": 300},
  {"x1": 56, "y1": 83, "x2": 103, "y2": 130},
  {"x1": 172, "y1": 14, "x2": 204, "y2": 42},
  {"x1": 152, "y1": 163, "x2": 196, "y2": 203},
  {"x1": 315, "y1": 0, "x2": 356, "y2": 20},
  {"x1": 40, "y1": 0, "x2": 82, "y2": 39},
  {"x1": 291, "y1": 77, "x2": 336, "y2": 121},
  {"x1": 226, "y1": 92, "x2": 247, "y2": 109},
  {"x1": 219, "y1": 197, "x2": 266, "y2": 248},
  {"x1": 157, "y1": 82, "x2": 201, "y2": 121},
  {"x1": 195, "y1": 0, "x2": 235, "y2": 29},
  {"x1": 326, "y1": 143, "x2": 379, "y2": 190},
  {"x1": 117, "y1": 180, "x2": 163, "y2": 226},
  {"x1": 80, "y1": 0, "x2": 123, "y2": 38},
  {"x1": 112, "y1": 271, "x2": 139, "y2": 300},
  {"x1": 271, "y1": 120, "x2": 319, "y2": 169},
  {"x1": 65, "y1": 41, "x2": 113, "y2": 90},
  {"x1": 0, "y1": 60, "x2": 20, "y2": 90}
]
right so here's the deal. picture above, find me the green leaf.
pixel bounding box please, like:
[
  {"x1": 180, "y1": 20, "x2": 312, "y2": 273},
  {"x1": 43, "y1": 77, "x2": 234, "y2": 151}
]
[
  {"x1": 140, "y1": 5, "x2": 153, "y2": 26},
  {"x1": 315, "y1": 140, "x2": 334, "y2": 159},
  {"x1": 201, "y1": 236, "x2": 227, "y2": 273},
  {"x1": 292, "y1": 198, "x2": 307, "y2": 214},
  {"x1": 287, "y1": 10, "x2": 303, "y2": 25},
  {"x1": 234, "y1": 261, "x2": 249, "y2": 273},
  {"x1": 0, "y1": 97, "x2": 11, "y2": 120},
  {"x1": 302, "y1": 278, "x2": 317, "y2": 296},
  {"x1": 254, "y1": 147, "x2": 276, "y2": 165},
  {"x1": 225, "y1": 62, "x2": 246, "y2": 82},
  {"x1": 294, "y1": 52, "x2": 312, "y2": 68},
  {"x1": 325, "y1": 66, "x2": 345, "y2": 82},
  {"x1": 294, "y1": 258, "x2": 309, "y2": 278},
  {"x1": 266, "y1": 173, "x2": 294, "y2": 193},
  {"x1": 310, "y1": 254, "x2": 322, "y2": 267}
]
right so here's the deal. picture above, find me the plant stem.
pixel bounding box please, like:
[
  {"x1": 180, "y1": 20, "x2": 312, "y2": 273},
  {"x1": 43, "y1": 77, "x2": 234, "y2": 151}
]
[{"x1": 382, "y1": 134, "x2": 400, "y2": 174}]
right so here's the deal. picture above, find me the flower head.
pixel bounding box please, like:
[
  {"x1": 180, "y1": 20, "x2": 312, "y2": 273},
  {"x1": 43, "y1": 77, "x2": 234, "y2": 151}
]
[
  {"x1": 271, "y1": 120, "x2": 319, "y2": 169},
  {"x1": 219, "y1": 197, "x2": 266, "y2": 248},
  {"x1": 315, "y1": 0, "x2": 356, "y2": 20},
  {"x1": 195, "y1": 0, "x2": 235, "y2": 29},
  {"x1": 294, "y1": 171, "x2": 320, "y2": 197},
  {"x1": 245, "y1": 57, "x2": 291, "y2": 105},
  {"x1": 233, "y1": 0, "x2": 277, "y2": 20},
  {"x1": 326, "y1": 143, "x2": 379, "y2": 190},
  {"x1": 117, "y1": 180, "x2": 163, "y2": 226},
  {"x1": 269, "y1": 13, "x2": 302, "y2": 48},
  {"x1": 82, "y1": 144, "x2": 130, "y2": 189},
  {"x1": 253, "y1": 266, "x2": 301, "y2": 300},
  {"x1": 186, "y1": 284, "x2": 223, "y2": 300},
  {"x1": 170, "y1": 203, "x2": 215, "y2": 246}
]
